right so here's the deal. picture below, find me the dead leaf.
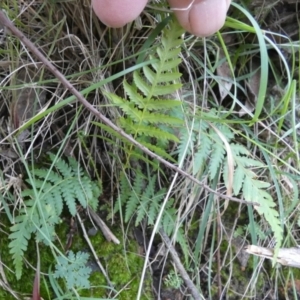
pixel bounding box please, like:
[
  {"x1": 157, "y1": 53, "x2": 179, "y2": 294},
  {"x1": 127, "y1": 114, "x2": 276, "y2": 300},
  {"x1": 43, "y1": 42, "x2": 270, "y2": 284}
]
[
  {"x1": 239, "y1": 61, "x2": 261, "y2": 117},
  {"x1": 10, "y1": 69, "x2": 46, "y2": 130},
  {"x1": 217, "y1": 50, "x2": 234, "y2": 102}
]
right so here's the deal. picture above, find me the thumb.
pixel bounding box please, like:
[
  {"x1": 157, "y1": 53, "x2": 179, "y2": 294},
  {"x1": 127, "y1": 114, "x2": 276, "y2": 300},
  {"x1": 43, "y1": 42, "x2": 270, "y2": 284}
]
[{"x1": 167, "y1": 0, "x2": 231, "y2": 37}]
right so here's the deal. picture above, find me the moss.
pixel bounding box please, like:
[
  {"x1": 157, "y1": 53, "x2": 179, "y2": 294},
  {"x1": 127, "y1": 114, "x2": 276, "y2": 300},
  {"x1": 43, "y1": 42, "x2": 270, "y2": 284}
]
[
  {"x1": 80, "y1": 228, "x2": 153, "y2": 299},
  {"x1": 1, "y1": 209, "x2": 153, "y2": 300},
  {"x1": 0, "y1": 215, "x2": 61, "y2": 299}
]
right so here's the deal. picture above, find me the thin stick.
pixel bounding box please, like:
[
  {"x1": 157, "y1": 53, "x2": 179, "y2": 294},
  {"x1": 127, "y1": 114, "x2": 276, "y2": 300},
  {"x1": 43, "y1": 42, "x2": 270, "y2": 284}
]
[
  {"x1": 76, "y1": 213, "x2": 114, "y2": 289},
  {"x1": 0, "y1": 11, "x2": 256, "y2": 206},
  {"x1": 160, "y1": 229, "x2": 205, "y2": 300}
]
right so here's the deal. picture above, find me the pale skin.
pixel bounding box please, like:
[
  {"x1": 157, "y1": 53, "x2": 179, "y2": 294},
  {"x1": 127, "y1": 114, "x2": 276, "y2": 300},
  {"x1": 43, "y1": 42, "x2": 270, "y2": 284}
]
[{"x1": 91, "y1": 0, "x2": 231, "y2": 37}]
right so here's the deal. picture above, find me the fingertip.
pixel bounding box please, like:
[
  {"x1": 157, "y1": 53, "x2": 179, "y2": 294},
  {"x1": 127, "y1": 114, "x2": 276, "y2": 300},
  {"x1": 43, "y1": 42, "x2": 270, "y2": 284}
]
[
  {"x1": 167, "y1": 0, "x2": 230, "y2": 37},
  {"x1": 92, "y1": 0, "x2": 147, "y2": 28}
]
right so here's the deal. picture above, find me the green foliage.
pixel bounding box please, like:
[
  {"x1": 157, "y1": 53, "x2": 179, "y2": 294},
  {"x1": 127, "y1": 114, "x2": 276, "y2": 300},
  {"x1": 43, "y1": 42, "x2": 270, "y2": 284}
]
[
  {"x1": 234, "y1": 223, "x2": 268, "y2": 240},
  {"x1": 9, "y1": 154, "x2": 101, "y2": 279},
  {"x1": 54, "y1": 251, "x2": 92, "y2": 290},
  {"x1": 115, "y1": 171, "x2": 166, "y2": 226},
  {"x1": 223, "y1": 144, "x2": 283, "y2": 246},
  {"x1": 97, "y1": 20, "x2": 191, "y2": 263},
  {"x1": 104, "y1": 20, "x2": 184, "y2": 163},
  {"x1": 115, "y1": 170, "x2": 190, "y2": 264},
  {"x1": 164, "y1": 269, "x2": 183, "y2": 289},
  {"x1": 86, "y1": 229, "x2": 153, "y2": 299},
  {"x1": 178, "y1": 109, "x2": 283, "y2": 247}
]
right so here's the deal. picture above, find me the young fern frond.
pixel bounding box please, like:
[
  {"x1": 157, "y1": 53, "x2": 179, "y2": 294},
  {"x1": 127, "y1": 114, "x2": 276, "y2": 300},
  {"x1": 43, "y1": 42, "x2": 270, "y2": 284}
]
[{"x1": 9, "y1": 154, "x2": 102, "y2": 279}]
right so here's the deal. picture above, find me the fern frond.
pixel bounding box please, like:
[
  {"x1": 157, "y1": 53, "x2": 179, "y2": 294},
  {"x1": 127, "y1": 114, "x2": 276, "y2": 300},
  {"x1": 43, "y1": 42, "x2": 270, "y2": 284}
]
[
  {"x1": 193, "y1": 134, "x2": 212, "y2": 176},
  {"x1": 176, "y1": 227, "x2": 189, "y2": 265},
  {"x1": 243, "y1": 177, "x2": 283, "y2": 245},
  {"x1": 50, "y1": 153, "x2": 75, "y2": 179},
  {"x1": 135, "y1": 175, "x2": 156, "y2": 226},
  {"x1": 143, "y1": 66, "x2": 182, "y2": 84},
  {"x1": 9, "y1": 216, "x2": 33, "y2": 279},
  {"x1": 101, "y1": 20, "x2": 184, "y2": 164},
  {"x1": 9, "y1": 153, "x2": 101, "y2": 279},
  {"x1": 208, "y1": 136, "x2": 226, "y2": 180},
  {"x1": 120, "y1": 119, "x2": 179, "y2": 142},
  {"x1": 133, "y1": 72, "x2": 182, "y2": 97},
  {"x1": 221, "y1": 142, "x2": 283, "y2": 245},
  {"x1": 124, "y1": 80, "x2": 181, "y2": 110},
  {"x1": 138, "y1": 141, "x2": 175, "y2": 162},
  {"x1": 125, "y1": 171, "x2": 145, "y2": 222}
]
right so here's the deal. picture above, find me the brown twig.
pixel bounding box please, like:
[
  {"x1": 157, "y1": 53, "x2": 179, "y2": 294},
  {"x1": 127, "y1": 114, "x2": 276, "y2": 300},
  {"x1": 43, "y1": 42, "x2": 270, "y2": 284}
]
[
  {"x1": 160, "y1": 229, "x2": 204, "y2": 300},
  {"x1": 0, "y1": 10, "x2": 257, "y2": 206}
]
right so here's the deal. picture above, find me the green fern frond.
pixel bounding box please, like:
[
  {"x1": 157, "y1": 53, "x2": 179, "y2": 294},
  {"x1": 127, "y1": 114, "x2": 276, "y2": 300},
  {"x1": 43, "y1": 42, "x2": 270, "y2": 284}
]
[
  {"x1": 243, "y1": 178, "x2": 283, "y2": 244},
  {"x1": 124, "y1": 171, "x2": 145, "y2": 222},
  {"x1": 176, "y1": 227, "x2": 189, "y2": 266},
  {"x1": 9, "y1": 218, "x2": 32, "y2": 279},
  {"x1": 138, "y1": 141, "x2": 175, "y2": 162},
  {"x1": 178, "y1": 108, "x2": 283, "y2": 246},
  {"x1": 151, "y1": 57, "x2": 182, "y2": 73},
  {"x1": 102, "y1": 20, "x2": 184, "y2": 164},
  {"x1": 117, "y1": 171, "x2": 170, "y2": 228},
  {"x1": 9, "y1": 154, "x2": 102, "y2": 279},
  {"x1": 193, "y1": 134, "x2": 212, "y2": 176},
  {"x1": 133, "y1": 72, "x2": 182, "y2": 97},
  {"x1": 135, "y1": 175, "x2": 156, "y2": 226},
  {"x1": 120, "y1": 118, "x2": 179, "y2": 142},
  {"x1": 209, "y1": 138, "x2": 226, "y2": 180},
  {"x1": 143, "y1": 66, "x2": 182, "y2": 84},
  {"x1": 223, "y1": 143, "x2": 283, "y2": 246}
]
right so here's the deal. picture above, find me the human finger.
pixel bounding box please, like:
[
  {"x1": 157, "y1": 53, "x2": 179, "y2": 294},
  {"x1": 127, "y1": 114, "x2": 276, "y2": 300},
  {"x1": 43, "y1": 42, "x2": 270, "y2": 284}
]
[
  {"x1": 167, "y1": 0, "x2": 231, "y2": 37},
  {"x1": 91, "y1": 0, "x2": 147, "y2": 28}
]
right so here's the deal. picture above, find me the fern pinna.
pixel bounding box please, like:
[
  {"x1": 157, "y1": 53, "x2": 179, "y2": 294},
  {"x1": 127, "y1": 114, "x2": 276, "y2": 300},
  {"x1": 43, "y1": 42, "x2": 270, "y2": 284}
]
[
  {"x1": 104, "y1": 20, "x2": 184, "y2": 165},
  {"x1": 9, "y1": 153, "x2": 101, "y2": 279}
]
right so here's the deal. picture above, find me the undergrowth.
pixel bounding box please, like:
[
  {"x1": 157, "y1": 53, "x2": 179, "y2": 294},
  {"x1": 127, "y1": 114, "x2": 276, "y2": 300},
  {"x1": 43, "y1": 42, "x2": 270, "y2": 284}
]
[{"x1": 1, "y1": 0, "x2": 300, "y2": 299}]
